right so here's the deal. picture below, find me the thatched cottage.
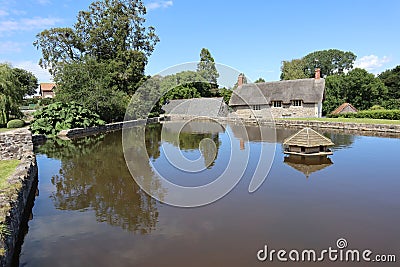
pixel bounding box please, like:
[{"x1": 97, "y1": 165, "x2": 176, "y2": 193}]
[{"x1": 229, "y1": 70, "x2": 325, "y2": 118}]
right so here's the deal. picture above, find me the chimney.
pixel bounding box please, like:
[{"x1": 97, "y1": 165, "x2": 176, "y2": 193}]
[
  {"x1": 240, "y1": 139, "x2": 245, "y2": 150},
  {"x1": 237, "y1": 74, "x2": 244, "y2": 86},
  {"x1": 315, "y1": 68, "x2": 321, "y2": 79}
]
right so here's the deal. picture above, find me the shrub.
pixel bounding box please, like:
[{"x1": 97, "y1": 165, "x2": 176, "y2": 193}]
[
  {"x1": 327, "y1": 109, "x2": 400, "y2": 120},
  {"x1": 6, "y1": 119, "x2": 25, "y2": 128},
  {"x1": 369, "y1": 105, "x2": 384, "y2": 110},
  {"x1": 30, "y1": 102, "x2": 105, "y2": 136}
]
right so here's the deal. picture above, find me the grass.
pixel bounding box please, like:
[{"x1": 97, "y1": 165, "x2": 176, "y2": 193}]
[
  {"x1": 0, "y1": 160, "x2": 20, "y2": 190},
  {"x1": 277, "y1": 117, "x2": 400, "y2": 125},
  {"x1": 0, "y1": 128, "x2": 12, "y2": 133}
]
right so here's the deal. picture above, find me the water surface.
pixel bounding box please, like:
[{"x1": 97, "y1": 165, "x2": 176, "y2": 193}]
[{"x1": 17, "y1": 122, "x2": 400, "y2": 266}]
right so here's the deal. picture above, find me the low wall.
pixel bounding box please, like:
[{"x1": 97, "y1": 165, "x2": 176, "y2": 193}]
[
  {"x1": 58, "y1": 117, "x2": 161, "y2": 138},
  {"x1": 0, "y1": 129, "x2": 38, "y2": 267}
]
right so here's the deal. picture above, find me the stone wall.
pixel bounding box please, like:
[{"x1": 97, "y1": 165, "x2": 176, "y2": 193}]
[
  {"x1": 0, "y1": 129, "x2": 33, "y2": 160},
  {"x1": 0, "y1": 128, "x2": 38, "y2": 267},
  {"x1": 57, "y1": 118, "x2": 161, "y2": 139}
]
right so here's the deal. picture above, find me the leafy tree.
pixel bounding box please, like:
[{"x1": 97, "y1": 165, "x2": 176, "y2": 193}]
[
  {"x1": 34, "y1": 0, "x2": 159, "y2": 120},
  {"x1": 197, "y1": 48, "x2": 219, "y2": 86},
  {"x1": 54, "y1": 56, "x2": 130, "y2": 122},
  {"x1": 0, "y1": 64, "x2": 21, "y2": 125},
  {"x1": 254, "y1": 78, "x2": 266, "y2": 83},
  {"x1": 378, "y1": 65, "x2": 400, "y2": 99},
  {"x1": 323, "y1": 68, "x2": 388, "y2": 114},
  {"x1": 12, "y1": 68, "x2": 38, "y2": 96},
  {"x1": 280, "y1": 59, "x2": 308, "y2": 80},
  {"x1": 218, "y1": 87, "x2": 233, "y2": 104},
  {"x1": 303, "y1": 49, "x2": 356, "y2": 77},
  {"x1": 281, "y1": 49, "x2": 357, "y2": 80}
]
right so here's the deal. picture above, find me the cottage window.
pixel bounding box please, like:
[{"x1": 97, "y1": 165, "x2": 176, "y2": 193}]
[
  {"x1": 292, "y1": 100, "x2": 302, "y2": 107},
  {"x1": 252, "y1": 105, "x2": 261, "y2": 110},
  {"x1": 272, "y1": 101, "x2": 282, "y2": 108}
]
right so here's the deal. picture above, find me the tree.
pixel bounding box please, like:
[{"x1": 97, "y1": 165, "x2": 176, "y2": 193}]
[
  {"x1": 303, "y1": 49, "x2": 356, "y2": 77},
  {"x1": 254, "y1": 78, "x2": 266, "y2": 83},
  {"x1": 54, "y1": 56, "x2": 131, "y2": 122},
  {"x1": 197, "y1": 48, "x2": 219, "y2": 86},
  {"x1": 281, "y1": 49, "x2": 357, "y2": 80},
  {"x1": 0, "y1": 64, "x2": 21, "y2": 125},
  {"x1": 323, "y1": 68, "x2": 388, "y2": 114},
  {"x1": 34, "y1": 0, "x2": 159, "y2": 120},
  {"x1": 280, "y1": 59, "x2": 308, "y2": 80},
  {"x1": 378, "y1": 65, "x2": 400, "y2": 99},
  {"x1": 13, "y1": 68, "x2": 38, "y2": 96}
]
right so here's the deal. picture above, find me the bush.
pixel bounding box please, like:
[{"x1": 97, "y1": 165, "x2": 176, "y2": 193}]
[
  {"x1": 6, "y1": 119, "x2": 25, "y2": 128},
  {"x1": 30, "y1": 102, "x2": 105, "y2": 136},
  {"x1": 327, "y1": 109, "x2": 400, "y2": 120}
]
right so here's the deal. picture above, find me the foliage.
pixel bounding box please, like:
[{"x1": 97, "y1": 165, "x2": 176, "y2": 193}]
[
  {"x1": 327, "y1": 109, "x2": 400, "y2": 120},
  {"x1": 218, "y1": 87, "x2": 233, "y2": 104},
  {"x1": 324, "y1": 68, "x2": 388, "y2": 114},
  {"x1": 281, "y1": 49, "x2": 356, "y2": 80},
  {"x1": 197, "y1": 48, "x2": 219, "y2": 86},
  {"x1": 254, "y1": 78, "x2": 266, "y2": 83},
  {"x1": 6, "y1": 119, "x2": 25, "y2": 129},
  {"x1": 34, "y1": 0, "x2": 159, "y2": 122},
  {"x1": 12, "y1": 68, "x2": 38, "y2": 96},
  {"x1": 280, "y1": 59, "x2": 308, "y2": 80},
  {"x1": 54, "y1": 56, "x2": 130, "y2": 122},
  {"x1": 30, "y1": 101, "x2": 105, "y2": 136},
  {"x1": 303, "y1": 49, "x2": 356, "y2": 77},
  {"x1": 381, "y1": 99, "x2": 400, "y2": 110},
  {"x1": 378, "y1": 65, "x2": 400, "y2": 99},
  {"x1": 369, "y1": 105, "x2": 384, "y2": 110},
  {"x1": 0, "y1": 64, "x2": 19, "y2": 125}
]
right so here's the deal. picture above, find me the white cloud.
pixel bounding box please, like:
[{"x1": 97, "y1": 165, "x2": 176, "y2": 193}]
[
  {"x1": 0, "y1": 16, "x2": 61, "y2": 33},
  {"x1": 0, "y1": 41, "x2": 23, "y2": 53},
  {"x1": 146, "y1": 0, "x2": 173, "y2": 10},
  {"x1": 354, "y1": 55, "x2": 391, "y2": 73},
  {"x1": 13, "y1": 60, "x2": 53, "y2": 83},
  {"x1": 37, "y1": 0, "x2": 51, "y2": 5}
]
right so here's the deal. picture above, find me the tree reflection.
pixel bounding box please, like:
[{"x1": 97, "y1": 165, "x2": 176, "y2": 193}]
[{"x1": 37, "y1": 127, "x2": 163, "y2": 234}]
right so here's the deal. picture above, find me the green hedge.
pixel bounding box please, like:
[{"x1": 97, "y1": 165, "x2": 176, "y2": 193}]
[
  {"x1": 7, "y1": 119, "x2": 25, "y2": 129},
  {"x1": 328, "y1": 109, "x2": 400, "y2": 120}
]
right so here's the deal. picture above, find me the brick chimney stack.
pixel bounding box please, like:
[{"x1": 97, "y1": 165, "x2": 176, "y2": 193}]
[
  {"x1": 237, "y1": 74, "x2": 244, "y2": 86},
  {"x1": 315, "y1": 68, "x2": 321, "y2": 79}
]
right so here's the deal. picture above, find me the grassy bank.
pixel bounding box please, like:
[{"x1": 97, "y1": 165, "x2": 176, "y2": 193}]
[
  {"x1": 278, "y1": 117, "x2": 400, "y2": 125},
  {"x1": 0, "y1": 128, "x2": 12, "y2": 133},
  {"x1": 0, "y1": 160, "x2": 20, "y2": 190}
]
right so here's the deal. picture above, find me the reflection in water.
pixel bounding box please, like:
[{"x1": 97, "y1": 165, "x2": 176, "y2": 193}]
[
  {"x1": 284, "y1": 155, "x2": 333, "y2": 178},
  {"x1": 19, "y1": 123, "x2": 400, "y2": 267},
  {"x1": 36, "y1": 129, "x2": 160, "y2": 234}
]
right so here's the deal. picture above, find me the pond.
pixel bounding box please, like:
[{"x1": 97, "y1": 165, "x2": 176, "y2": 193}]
[{"x1": 16, "y1": 121, "x2": 400, "y2": 266}]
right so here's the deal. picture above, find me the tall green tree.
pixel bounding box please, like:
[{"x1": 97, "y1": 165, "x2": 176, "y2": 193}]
[
  {"x1": 34, "y1": 0, "x2": 159, "y2": 121},
  {"x1": 280, "y1": 59, "x2": 308, "y2": 80},
  {"x1": 0, "y1": 64, "x2": 23, "y2": 125},
  {"x1": 378, "y1": 65, "x2": 400, "y2": 99},
  {"x1": 281, "y1": 49, "x2": 357, "y2": 80},
  {"x1": 13, "y1": 68, "x2": 38, "y2": 96},
  {"x1": 303, "y1": 49, "x2": 356, "y2": 77},
  {"x1": 197, "y1": 48, "x2": 219, "y2": 86}
]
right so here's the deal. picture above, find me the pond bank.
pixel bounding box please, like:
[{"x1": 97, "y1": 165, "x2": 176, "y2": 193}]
[{"x1": 0, "y1": 129, "x2": 38, "y2": 267}]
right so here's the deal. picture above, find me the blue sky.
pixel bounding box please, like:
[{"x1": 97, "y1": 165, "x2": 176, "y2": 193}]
[{"x1": 1, "y1": 0, "x2": 399, "y2": 84}]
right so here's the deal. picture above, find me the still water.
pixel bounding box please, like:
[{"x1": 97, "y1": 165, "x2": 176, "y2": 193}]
[{"x1": 16, "y1": 121, "x2": 400, "y2": 266}]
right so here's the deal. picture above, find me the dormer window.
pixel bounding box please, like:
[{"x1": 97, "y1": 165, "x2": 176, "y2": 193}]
[
  {"x1": 292, "y1": 100, "x2": 302, "y2": 107},
  {"x1": 272, "y1": 101, "x2": 282, "y2": 108}
]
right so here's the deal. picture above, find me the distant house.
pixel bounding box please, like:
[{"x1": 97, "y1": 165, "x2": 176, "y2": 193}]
[
  {"x1": 229, "y1": 69, "x2": 325, "y2": 118},
  {"x1": 162, "y1": 97, "x2": 228, "y2": 119},
  {"x1": 331, "y1": 103, "x2": 358, "y2": 115},
  {"x1": 39, "y1": 83, "x2": 56, "y2": 98}
]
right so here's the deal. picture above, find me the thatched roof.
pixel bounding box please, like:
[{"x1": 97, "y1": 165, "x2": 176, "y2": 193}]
[
  {"x1": 283, "y1": 127, "x2": 334, "y2": 147},
  {"x1": 331, "y1": 103, "x2": 358, "y2": 114},
  {"x1": 162, "y1": 97, "x2": 228, "y2": 117},
  {"x1": 284, "y1": 155, "x2": 333, "y2": 178},
  {"x1": 229, "y1": 78, "x2": 325, "y2": 106}
]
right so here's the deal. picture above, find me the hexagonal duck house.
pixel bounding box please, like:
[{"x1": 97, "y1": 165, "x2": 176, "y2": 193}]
[{"x1": 283, "y1": 127, "x2": 334, "y2": 156}]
